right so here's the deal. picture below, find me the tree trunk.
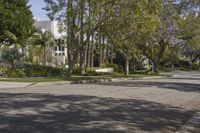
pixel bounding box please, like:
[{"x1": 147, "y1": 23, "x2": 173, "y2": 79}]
[
  {"x1": 189, "y1": 60, "x2": 193, "y2": 71},
  {"x1": 190, "y1": 63, "x2": 193, "y2": 71},
  {"x1": 86, "y1": 0, "x2": 91, "y2": 70},
  {"x1": 79, "y1": 0, "x2": 86, "y2": 75},
  {"x1": 85, "y1": 40, "x2": 90, "y2": 70},
  {"x1": 79, "y1": 47, "x2": 86, "y2": 75},
  {"x1": 21, "y1": 47, "x2": 26, "y2": 61},
  {"x1": 106, "y1": 43, "x2": 110, "y2": 63},
  {"x1": 67, "y1": 58, "x2": 73, "y2": 77},
  {"x1": 110, "y1": 44, "x2": 113, "y2": 64},
  {"x1": 152, "y1": 60, "x2": 159, "y2": 74},
  {"x1": 141, "y1": 40, "x2": 167, "y2": 74},
  {"x1": 199, "y1": 58, "x2": 200, "y2": 71},
  {"x1": 43, "y1": 45, "x2": 46, "y2": 66},
  {"x1": 90, "y1": 34, "x2": 94, "y2": 68},
  {"x1": 66, "y1": 0, "x2": 77, "y2": 77},
  {"x1": 99, "y1": 35, "x2": 102, "y2": 67},
  {"x1": 11, "y1": 59, "x2": 15, "y2": 68},
  {"x1": 67, "y1": 48, "x2": 78, "y2": 77},
  {"x1": 125, "y1": 56, "x2": 129, "y2": 75},
  {"x1": 102, "y1": 36, "x2": 106, "y2": 64}
]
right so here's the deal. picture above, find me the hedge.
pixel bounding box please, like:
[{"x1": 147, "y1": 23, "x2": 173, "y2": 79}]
[{"x1": 0, "y1": 65, "x2": 66, "y2": 77}]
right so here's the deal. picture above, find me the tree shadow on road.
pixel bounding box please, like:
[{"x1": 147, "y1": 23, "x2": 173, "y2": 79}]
[
  {"x1": 0, "y1": 93, "x2": 195, "y2": 133},
  {"x1": 100, "y1": 80, "x2": 200, "y2": 93},
  {"x1": 171, "y1": 77, "x2": 200, "y2": 81}
]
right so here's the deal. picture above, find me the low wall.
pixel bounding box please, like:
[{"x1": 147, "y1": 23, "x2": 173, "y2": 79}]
[{"x1": 95, "y1": 68, "x2": 114, "y2": 73}]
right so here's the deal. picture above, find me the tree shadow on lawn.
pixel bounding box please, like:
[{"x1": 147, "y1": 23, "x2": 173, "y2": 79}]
[
  {"x1": 0, "y1": 93, "x2": 195, "y2": 133},
  {"x1": 100, "y1": 80, "x2": 200, "y2": 93}
]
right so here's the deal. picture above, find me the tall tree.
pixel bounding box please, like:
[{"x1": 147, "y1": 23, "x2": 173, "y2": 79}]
[
  {"x1": 0, "y1": 0, "x2": 35, "y2": 50},
  {"x1": 132, "y1": 0, "x2": 179, "y2": 73},
  {"x1": 177, "y1": 0, "x2": 200, "y2": 70},
  {"x1": 44, "y1": 0, "x2": 113, "y2": 76}
]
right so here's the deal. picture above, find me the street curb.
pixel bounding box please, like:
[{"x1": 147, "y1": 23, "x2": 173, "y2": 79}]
[
  {"x1": 31, "y1": 76, "x2": 166, "y2": 87},
  {"x1": 31, "y1": 81, "x2": 72, "y2": 87},
  {"x1": 71, "y1": 78, "x2": 112, "y2": 84},
  {"x1": 111, "y1": 76, "x2": 166, "y2": 82},
  {"x1": 176, "y1": 112, "x2": 200, "y2": 133}
]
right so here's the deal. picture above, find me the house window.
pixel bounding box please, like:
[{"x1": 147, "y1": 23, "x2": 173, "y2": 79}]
[
  {"x1": 62, "y1": 53, "x2": 65, "y2": 56},
  {"x1": 59, "y1": 53, "x2": 61, "y2": 56},
  {"x1": 59, "y1": 46, "x2": 61, "y2": 51},
  {"x1": 55, "y1": 53, "x2": 58, "y2": 56},
  {"x1": 62, "y1": 46, "x2": 65, "y2": 51},
  {"x1": 54, "y1": 46, "x2": 57, "y2": 51}
]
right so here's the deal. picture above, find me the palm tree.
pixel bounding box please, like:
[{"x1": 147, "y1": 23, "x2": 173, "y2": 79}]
[
  {"x1": 29, "y1": 29, "x2": 54, "y2": 66},
  {"x1": 0, "y1": 31, "x2": 25, "y2": 67}
]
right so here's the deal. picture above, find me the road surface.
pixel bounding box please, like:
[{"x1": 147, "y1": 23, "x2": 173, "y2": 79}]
[{"x1": 0, "y1": 72, "x2": 199, "y2": 133}]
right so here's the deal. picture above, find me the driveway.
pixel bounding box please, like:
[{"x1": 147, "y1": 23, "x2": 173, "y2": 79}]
[{"x1": 0, "y1": 72, "x2": 199, "y2": 133}]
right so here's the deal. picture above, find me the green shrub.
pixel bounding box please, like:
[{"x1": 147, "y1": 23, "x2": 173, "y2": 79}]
[
  {"x1": 85, "y1": 68, "x2": 100, "y2": 76},
  {"x1": 86, "y1": 68, "x2": 96, "y2": 75},
  {"x1": 23, "y1": 64, "x2": 66, "y2": 77},
  {"x1": 191, "y1": 63, "x2": 199, "y2": 70},
  {"x1": 72, "y1": 67, "x2": 80, "y2": 75},
  {"x1": 100, "y1": 63, "x2": 107, "y2": 68},
  {"x1": 0, "y1": 65, "x2": 66, "y2": 77},
  {"x1": 2, "y1": 67, "x2": 25, "y2": 77},
  {"x1": 105, "y1": 61, "x2": 123, "y2": 73},
  {"x1": 130, "y1": 69, "x2": 149, "y2": 75},
  {"x1": 178, "y1": 60, "x2": 190, "y2": 69},
  {"x1": 0, "y1": 67, "x2": 8, "y2": 77}
]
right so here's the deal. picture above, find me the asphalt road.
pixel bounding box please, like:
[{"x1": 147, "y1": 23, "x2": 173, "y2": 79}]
[{"x1": 0, "y1": 72, "x2": 199, "y2": 133}]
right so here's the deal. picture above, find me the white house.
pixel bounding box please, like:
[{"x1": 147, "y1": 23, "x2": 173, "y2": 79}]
[{"x1": 34, "y1": 19, "x2": 67, "y2": 66}]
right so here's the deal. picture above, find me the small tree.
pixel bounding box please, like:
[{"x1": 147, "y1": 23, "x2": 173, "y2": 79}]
[
  {"x1": 1, "y1": 46, "x2": 24, "y2": 68},
  {"x1": 28, "y1": 29, "x2": 54, "y2": 66}
]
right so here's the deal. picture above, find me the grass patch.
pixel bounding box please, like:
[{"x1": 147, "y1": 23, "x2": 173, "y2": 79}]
[
  {"x1": 0, "y1": 77, "x2": 66, "y2": 83},
  {"x1": 0, "y1": 73, "x2": 159, "y2": 83},
  {"x1": 0, "y1": 76, "x2": 106, "y2": 83}
]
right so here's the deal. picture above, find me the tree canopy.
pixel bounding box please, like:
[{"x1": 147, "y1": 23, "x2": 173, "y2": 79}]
[{"x1": 0, "y1": 0, "x2": 35, "y2": 47}]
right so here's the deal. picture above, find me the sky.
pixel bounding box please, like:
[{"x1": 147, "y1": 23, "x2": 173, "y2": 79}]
[{"x1": 29, "y1": 0, "x2": 49, "y2": 21}]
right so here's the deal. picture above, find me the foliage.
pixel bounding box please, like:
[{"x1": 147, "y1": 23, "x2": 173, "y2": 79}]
[
  {"x1": 23, "y1": 64, "x2": 66, "y2": 77},
  {"x1": 4, "y1": 68, "x2": 25, "y2": 77},
  {"x1": 28, "y1": 29, "x2": 54, "y2": 65},
  {"x1": 0, "y1": 67, "x2": 8, "y2": 77},
  {"x1": 1, "y1": 46, "x2": 24, "y2": 67},
  {"x1": 0, "y1": 67, "x2": 25, "y2": 77},
  {"x1": 72, "y1": 67, "x2": 80, "y2": 75},
  {"x1": 1, "y1": 0, "x2": 200, "y2": 78},
  {"x1": 104, "y1": 61, "x2": 123, "y2": 73},
  {"x1": 0, "y1": 65, "x2": 66, "y2": 78},
  {"x1": 43, "y1": 0, "x2": 107, "y2": 76},
  {"x1": 160, "y1": 45, "x2": 180, "y2": 68},
  {"x1": 179, "y1": 15, "x2": 200, "y2": 62},
  {"x1": 0, "y1": 0, "x2": 35, "y2": 46}
]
